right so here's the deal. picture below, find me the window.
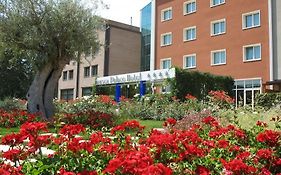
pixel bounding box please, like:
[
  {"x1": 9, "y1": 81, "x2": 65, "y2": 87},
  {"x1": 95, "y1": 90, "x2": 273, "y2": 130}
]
[
  {"x1": 68, "y1": 70, "x2": 73, "y2": 80},
  {"x1": 184, "y1": 26, "x2": 196, "y2": 41},
  {"x1": 82, "y1": 87, "x2": 92, "y2": 96},
  {"x1": 61, "y1": 89, "x2": 74, "y2": 101},
  {"x1": 161, "y1": 7, "x2": 172, "y2": 21},
  {"x1": 161, "y1": 32, "x2": 172, "y2": 46},
  {"x1": 211, "y1": 49, "x2": 226, "y2": 65},
  {"x1": 243, "y1": 44, "x2": 261, "y2": 61},
  {"x1": 84, "y1": 66, "x2": 90, "y2": 77},
  {"x1": 91, "y1": 65, "x2": 98, "y2": 77},
  {"x1": 242, "y1": 10, "x2": 260, "y2": 29},
  {"x1": 62, "y1": 71, "x2": 67, "y2": 81},
  {"x1": 161, "y1": 58, "x2": 171, "y2": 69},
  {"x1": 184, "y1": 0, "x2": 196, "y2": 15},
  {"x1": 183, "y1": 54, "x2": 196, "y2": 69},
  {"x1": 210, "y1": 0, "x2": 225, "y2": 7},
  {"x1": 211, "y1": 19, "x2": 226, "y2": 36}
]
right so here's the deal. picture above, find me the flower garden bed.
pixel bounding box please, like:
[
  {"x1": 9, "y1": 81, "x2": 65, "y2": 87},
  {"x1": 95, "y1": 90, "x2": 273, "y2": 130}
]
[{"x1": 0, "y1": 117, "x2": 280, "y2": 174}]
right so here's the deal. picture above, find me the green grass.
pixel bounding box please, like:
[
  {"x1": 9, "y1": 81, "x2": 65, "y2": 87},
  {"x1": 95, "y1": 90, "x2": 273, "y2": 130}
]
[
  {"x1": 137, "y1": 119, "x2": 164, "y2": 132},
  {"x1": 0, "y1": 127, "x2": 20, "y2": 136},
  {"x1": 217, "y1": 107, "x2": 280, "y2": 131}
]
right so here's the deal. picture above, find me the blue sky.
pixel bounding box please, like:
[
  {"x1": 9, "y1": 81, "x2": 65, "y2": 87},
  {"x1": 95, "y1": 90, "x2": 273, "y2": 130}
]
[{"x1": 97, "y1": 0, "x2": 151, "y2": 27}]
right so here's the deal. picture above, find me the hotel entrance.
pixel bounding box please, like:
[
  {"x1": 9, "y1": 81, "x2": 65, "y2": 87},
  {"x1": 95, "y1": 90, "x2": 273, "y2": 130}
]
[{"x1": 234, "y1": 78, "x2": 262, "y2": 108}]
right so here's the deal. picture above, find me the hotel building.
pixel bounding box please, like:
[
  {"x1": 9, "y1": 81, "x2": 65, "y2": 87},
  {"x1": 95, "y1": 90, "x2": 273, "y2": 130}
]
[
  {"x1": 141, "y1": 0, "x2": 281, "y2": 107},
  {"x1": 57, "y1": 20, "x2": 141, "y2": 100}
]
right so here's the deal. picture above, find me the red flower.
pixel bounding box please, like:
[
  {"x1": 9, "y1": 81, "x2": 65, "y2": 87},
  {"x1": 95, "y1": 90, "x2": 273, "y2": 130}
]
[
  {"x1": 195, "y1": 166, "x2": 210, "y2": 175},
  {"x1": 2, "y1": 149, "x2": 21, "y2": 161},
  {"x1": 261, "y1": 168, "x2": 272, "y2": 175},
  {"x1": 1, "y1": 133, "x2": 26, "y2": 146},
  {"x1": 59, "y1": 124, "x2": 85, "y2": 137},
  {"x1": 208, "y1": 90, "x2": 234, "y2": 104},
  {"x1": 58, "y1": 168, "x2": 75, "y2": 175},
  {"x1": 256, "y1": 121, "x2": 268, "y2": 127},
  {"x1": 98, "y1": 95, "x2": 116, "y2": 105},
  {"x1": 256, "y1": 149, "x2": 273, "y2": 160},
  {"x1": 217, "y1": 140, "x2": 229, "y2": 148},
  {"x1": 103, "y1": 150, "x2": 154, "y2": 174},
  {"x1": 202, "y1": 116, "x2": 219, "y2": 127},
  {"x1": 185, "y1": 94, "x2": 197, "y2": 100},
  {"x1": 111, "y1": 120, "x2": 144, "y2": 134},
  {"x1": 236, "y1": 151, "x2": 251, "y2": 160},
  {"x1": 163, "y1": 118, "x2": 177, "y2": 127},
  {"x1": 141, "y1": 163, "x2": 173, "y2": 175},
  {"x1": 0, "y1": 163, "x2": 23, "y2": 175},
  {"x1": 20, "y1": 122, "x2": 48, "y2": 136},
  {"x1": 222, "y1": 159, "x2": 257, "y2": 174},
  {"x1": 256, "y1": 130, "x2": 280, "y2": 146},
  {"x1": 77, "y1": 170, "x2": 98, "y2": 175}
]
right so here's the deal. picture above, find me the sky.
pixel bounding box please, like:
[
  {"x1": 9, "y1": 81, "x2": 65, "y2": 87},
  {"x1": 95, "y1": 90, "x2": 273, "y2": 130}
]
[{"x1": 97, "y1": 0, "x2": 151, "y2": 27}]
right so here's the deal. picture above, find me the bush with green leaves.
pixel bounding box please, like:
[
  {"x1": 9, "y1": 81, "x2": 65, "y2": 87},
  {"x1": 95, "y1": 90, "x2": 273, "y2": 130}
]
[
  {"x1": 118, "y1": 94, "x2": 205, "y2": 120},
  {"x1": 0, "y1": 97, "x2": 26, "y2": 111},
  {"x1": 169, "y1": 68, "x2": 234, "y2": 101},
  {"x1": 255, "y1": 92, "x2": 281, "y2": 109}
]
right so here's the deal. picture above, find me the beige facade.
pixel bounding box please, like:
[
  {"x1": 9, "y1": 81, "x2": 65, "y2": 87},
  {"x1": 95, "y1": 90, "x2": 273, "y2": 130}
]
[{"x1": 58, "y1": 20, "x2": 141, "y2": 100}]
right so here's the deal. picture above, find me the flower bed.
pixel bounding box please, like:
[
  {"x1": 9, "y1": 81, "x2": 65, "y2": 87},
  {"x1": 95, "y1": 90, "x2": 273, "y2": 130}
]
[
  {"x1": 0, "y1": 109, "x2": 39, "y2": 128},
  {"x1": 1, "y1": 117, "x2": 280, "y2": 174},
  {"x1": 54, "y1": 110, "x2": 116, "y2": 130}
]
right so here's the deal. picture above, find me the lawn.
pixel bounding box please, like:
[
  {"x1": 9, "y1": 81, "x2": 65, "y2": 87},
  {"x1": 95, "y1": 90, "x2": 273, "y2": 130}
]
[
  {"x1": 137, "y1": 119, "x2": 164, "y2": 131},
  {"x1": 0, "y1": 127, "x2": 19, "y2": 136}
]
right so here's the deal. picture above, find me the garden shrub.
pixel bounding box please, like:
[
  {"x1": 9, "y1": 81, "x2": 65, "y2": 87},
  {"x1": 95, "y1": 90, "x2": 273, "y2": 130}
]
[
  {"x1": 256, "y1": 92, "x2": 281, "y2": 109},
  {"x1": 169, "y1": 68, "x2": 234, "y2": 101},
  {"x1": 118, "y1": 94, "x2": 205, "y2": 120},
  {"x1": 54, "y1": 95, "x2": 118, "y2": 114},
  {"x1": 0, "y1": 97, "x2": 26, "y2": 111},
  {"x1": 206, "y1": 90, "x2": 235, "y2": 110}
]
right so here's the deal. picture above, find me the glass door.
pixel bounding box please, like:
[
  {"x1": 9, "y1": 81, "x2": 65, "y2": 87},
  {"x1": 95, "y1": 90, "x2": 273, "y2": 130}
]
[{"x1": 245, "y1": 90, "x2": 253, "y2": 108}]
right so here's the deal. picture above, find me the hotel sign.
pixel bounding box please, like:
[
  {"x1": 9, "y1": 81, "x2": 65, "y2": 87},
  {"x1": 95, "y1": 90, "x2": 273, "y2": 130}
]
[{"x1": 96, "y1": 68, "x2": 176, "y2": 85}]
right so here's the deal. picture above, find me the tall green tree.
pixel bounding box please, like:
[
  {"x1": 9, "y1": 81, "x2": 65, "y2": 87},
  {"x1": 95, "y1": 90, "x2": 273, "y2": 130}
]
[
  {"x1": 0, "y1": 46, "x2": 34, "y2": 99},
  {"x1": 0, "y1": 0, "x2": 102, "y2": 118}
]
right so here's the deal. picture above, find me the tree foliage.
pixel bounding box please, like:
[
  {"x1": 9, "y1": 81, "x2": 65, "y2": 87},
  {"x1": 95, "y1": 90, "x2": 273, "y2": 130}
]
[
  {"x1": 0, "y1": 46, "x2": 34, "y2": 99},
  {"x1": 0, "y1": 0, "x2": 103, "y2": 118},
  {"x1": 0, "y1": 0, "x2": 102, "y2": 68}
]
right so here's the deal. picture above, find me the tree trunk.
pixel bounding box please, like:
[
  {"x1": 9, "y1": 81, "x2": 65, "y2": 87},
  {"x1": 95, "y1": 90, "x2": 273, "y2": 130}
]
[{"x1": 26, "y1": 60, "x2": 67, "y2": 119}]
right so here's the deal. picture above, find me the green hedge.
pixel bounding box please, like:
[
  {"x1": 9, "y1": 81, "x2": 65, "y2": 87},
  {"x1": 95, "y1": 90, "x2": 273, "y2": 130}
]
[
  {"x1": 255, "y1": 93, "x2": 281, "y2": 109},
  {"x1": 169, "y1": 68, "x2": 234, "y2": 101}
]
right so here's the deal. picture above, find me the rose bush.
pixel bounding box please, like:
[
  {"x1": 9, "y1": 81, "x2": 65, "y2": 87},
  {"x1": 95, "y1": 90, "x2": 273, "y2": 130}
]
[{"x1": 1, "y1": 117, "x2": 280, "y2": 174}]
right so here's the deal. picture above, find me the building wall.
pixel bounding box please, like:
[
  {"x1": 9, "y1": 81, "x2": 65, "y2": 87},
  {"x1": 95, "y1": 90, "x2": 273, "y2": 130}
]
[
  {"x1": 155, "y1": 0, "x2": 270, "y2": 83},
  {"x1": 78, "y1": 30, "x2": 106, "y2": 96},
  {"x1": 58, "y1": 21, "x2": 141, "y2": 100},
  {"x1": 107, "y1": 23, "x2": 141, "y2": 75},
  {"x1": 272, "y1": 0, "x2": 281, "y2": 80},
  {"x1": 57, "y1": 60, "x2": 78, "y2": 99},
  {"x1": 58, "y1": 30, "x2": 105, "y2": 99}
]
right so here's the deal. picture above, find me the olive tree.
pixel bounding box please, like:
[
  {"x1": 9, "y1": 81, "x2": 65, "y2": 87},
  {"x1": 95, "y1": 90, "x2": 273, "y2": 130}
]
[{"x1": 0, "y1": 0, "x2": 102, "y2": 119}]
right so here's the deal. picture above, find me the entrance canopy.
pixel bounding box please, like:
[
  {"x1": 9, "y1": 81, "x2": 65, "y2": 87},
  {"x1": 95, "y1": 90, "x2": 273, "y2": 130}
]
[{"x1": 96, "y1": 68, "x2": 176, "y2": 85}]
